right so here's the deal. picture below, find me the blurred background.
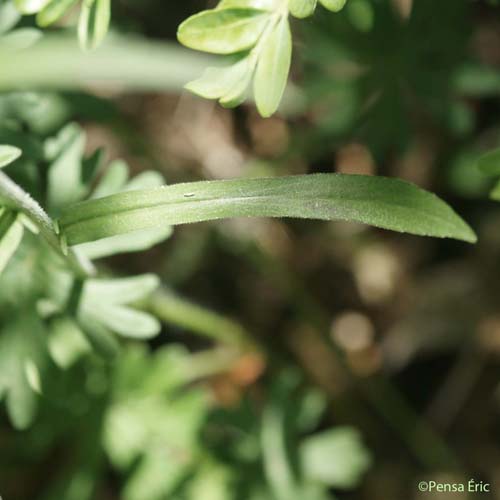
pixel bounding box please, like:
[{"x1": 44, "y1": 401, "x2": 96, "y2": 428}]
[{"x1": 2, "y1": 0, "x2": 500, "y2": 498}]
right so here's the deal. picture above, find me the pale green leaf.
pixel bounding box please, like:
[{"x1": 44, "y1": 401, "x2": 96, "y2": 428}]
[
  {"x1": 86, "y1": 304, "x2": 161, "y2": 339},
  {"x1": 14, "y1": 0, "x2": 50, "y2": 14},
  {"x1": 0, "y1": 315, "x2": 48, "y2": 430},
  {"x1": 289, "y1": 0, "x2": 317, "y2": 18},
  {"x1": 91, "y1": 159, "x2": 129, "y2": 199},
  {"x1": 0, "y1": 28, "x2": 42, "y2": 50},
  {"x1": 0, "y1": 1, "x2": 21, "y2": 35},
  {"x1": 219, "y1": 58, "x2": 254, "y2": 107},
  {"x1": 185, "y1": 56, "x2": 253, "y2": 100},
  {"x1": 0, "y1": 145, "x2": 21, "y2": 168},
  {"x1": 83, "y1": 274, "x2": 160, "y2": 306},
  {"x1": 300, "y1": 428, "x2": 372, "y2": 489},
  {"x1": 77, "y1": 316, "x2": 120, "y2": 359},
  {"x1": 218, "y1": 0, "x2": 279, "y2": 9},
  {"x1": 78, "y1": 0, "x2": 111, "y2": 51},
  {"x1": 59, "y1": 175, "x2": 477, "y2": 245},
  {"x1": 177, "y1": 8, "x2": 270, "y2": 55},
  {"x1": 24, "y1": 359, "x2": 42, "y2": 394},
  {"x1": 123, "y1": 171, "x2": 165, "y2": 191},
  {"x1": 46, "y1": 123, "x2": 86, "y2": 210},
  {"x1": 254, "y1": 16, "x2": 292, "y2": 117},
  {"x1": 318, "y1": 0, "x2": 347, "y2": 12},
  {"x1": 37, "y1": 0, "x2": 79, "y2": 27},
  {"x1": 0, "y1": 210, "x2": 24, "y2": 274},
  {"x1": 48, "y1": 317, "x2": 91, "y2": 368},
  {"x1": 74, "y1": 226, "x2": 172, "y2": 259}
]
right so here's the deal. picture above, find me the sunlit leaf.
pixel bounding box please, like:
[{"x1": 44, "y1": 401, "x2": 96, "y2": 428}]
[
  {"x1": 300, "y1": 427, "x2": 372, "y2": 489},
  {"x1": 59, "y1": 174, "x2": 477, "y2": 245},
  {"x1": 318, "y1": 0, "x2": 347, "y2": 12},
  {"x1": 0, "y1": 1, "x2": 21, "y2": 35},
  {"x1": 218, "y1": 0, "x2": 278, "y2": 9},
  {"x1": 0, "y1": 145, "x2": 22, "y2": 169},
  {"x1": 80, "y1": 274, "x2": 161, "y2": 340},
  {"x1": 254, "y1": 16, "x2": 292, "y2": 117},
  {"x1": 0, "y1": 210, "x2": 24, "y2": 274},
  {"x1": 289, "y1": 0, "x2": 317, "y2": 18},
  {"x1": 0, "y1": 28, "x2": 42, "y2": 50},
  {"x1": 14, "y1": 0, "x2": 50, "y2": 14},
  {"x1": 37, "y1": 0, "x2": 79, "y2": 27},
  {"x1": 46, "y1": 123, "x2": 86, "y2": 210},
  {"x1": 177, "y1": 8, "x2": 270, "y2": 55},
  {"x1": 78, "y1": 0, "x2": 111, "y2": 51},
  {"x1": 185, "y1": 56, "x2": 253, "y2": 101},
  {"x1": 75, "y1": 227, "x2": 172, "y2": 259}
]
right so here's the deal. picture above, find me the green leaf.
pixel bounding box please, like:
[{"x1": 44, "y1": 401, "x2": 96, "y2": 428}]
[
  {"x1": 77, "y1": 315, "x2": 120, "y2": 359},
  {"x1": 47, "y1": 317, "x2": 91, "y2": 368},
  {"x1": 46, "y1": 123, "x2": 86, "y2": 210},
  {"x1": 59, "y1": 174, "x2": 477, "y2": 246},
  {"x1": 218, "y1": 0, "x2": 279, "y2": 9},
  {"x1": 300, "y1": 428, "x2": 372, "y2": 489},
  {"x1": 0, "y1": 210, "x2": 24, "y2": 274},
  {"x1": 80, "y1": 275, "x2": 161, "y2": 340},
  {"x1": 123, "y1": 171, "x2": 165, "y2": 191},
  {"x1": 0, "y1": 145, "x2": 22, "y2": 168},
  {"x1": 91, "y1": 159, "x2": 129, "y2": 199},
  {"x1": 0, "y1": 28, "x2": 42, "y2": 50},
  {"x1": 219, "y1": 58, "x2": 254, "y2": 107},
  {"x1": 85, "y1": 304, "x2": 161, "y2": 339},
  {"x1": 75, "y1": 226, "x2": 172, "y2": 259},
  {"x1": 185, "y1": 56, "x2": 253, "y2": 101},
  {"x1": 37, "y1": 0, "x2": 79, "y2": 27},
  {"x1": 14, "y1": 0, "x2": 51, "y2": 14},
  {"x1": 254, "y1": 16, "x2": 292, "y2": 117},
  {"x1": 477, "y1": 148, "x2": 500, "y2": 177},
  {"x1": 289, "y1": 0, "x2": 317, "y2": 18},
  {"x1": 0, "y1": 1, "x2": 21, "y2": 35},
  {"x1": 83, "y1": 274, "x2": 160, "y2": 305},
  {"x1": 318, "y1": 0, "x2": 347, "y2": 12},
  {"x1": 490, "y1": 179, "x2": 500, "y2": 201},
  {"x1": 78, "y1": 0, "x2": 111, "y2": 51},
  {"x1": 0, "y1": 314, "x2": 49, "y2": 429},
  {"x1": 177, "y1": 8, "x2": 270, "y2": 55}
]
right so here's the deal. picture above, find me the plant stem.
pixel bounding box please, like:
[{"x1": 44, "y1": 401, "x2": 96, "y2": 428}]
[
  {"x1": 0, "y1": 170, "x2": 94, "y2": 278},
  {"x1": 149, "y1": 286, "x2": 258, "y2": 352}
]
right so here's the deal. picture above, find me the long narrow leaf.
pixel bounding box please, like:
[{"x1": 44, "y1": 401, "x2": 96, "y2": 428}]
[{"x1": 59, "y1": 174, "x2": 477, "y2": 245}]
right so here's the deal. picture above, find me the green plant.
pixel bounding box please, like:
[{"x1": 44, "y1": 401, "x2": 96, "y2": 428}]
[
  {"x1": 0, "y1": 0, "x2": 475, "y2": 440},
  {"x1": 177, "y1": 0, "x2": 349, "y2": 117},
  {"x1": 0, "y1": 0, "x2": 486, "y2": 498}
]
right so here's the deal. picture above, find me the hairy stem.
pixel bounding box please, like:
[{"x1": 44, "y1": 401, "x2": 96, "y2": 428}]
[{"x1": 0, "y1": 170, "x2": 94, "y2": 278}]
